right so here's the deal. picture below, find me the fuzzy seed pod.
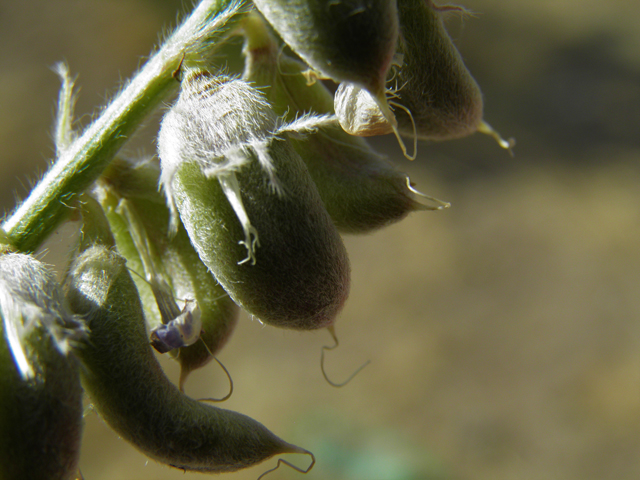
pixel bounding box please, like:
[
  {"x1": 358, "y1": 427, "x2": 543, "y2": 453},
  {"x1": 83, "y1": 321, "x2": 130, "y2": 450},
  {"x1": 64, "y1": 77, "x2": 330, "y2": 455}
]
[
  {"x1": 158, "y1": 71, "x2": 282, "y2": 238},
  {"x1": 252, "y1": 0, "x2": 399, "y2": 98},
  {"x1": 158, "y1": 72, "x2": 350, "y2": 330},
  {"x1": 241, "y1": 13, "x2": 425, "y2": 233},
  {"x1": 0, "y1": 253, "x2": 84, "y2": 480},
  {"x1": 333, "y1": 1, "x2": 514, "y2": 150},
  {"x1": 291, "y1": 128, "x2": 428, "y2": 232},
  {"x1": 372, "y1": 0, "x2": 484, "y2": 141},
  {"x1": 94, "y1": 160, "x2": 240, "y2": 387},
  {"x1": 391, "y1": 0, "x2": 483, "y2": 140},
  {"x1": 251, "y1": 0, "x2": 413, "y2": 157},
  {"x1": 65, "y1": 245, "x2": 312, "y2": 472}
]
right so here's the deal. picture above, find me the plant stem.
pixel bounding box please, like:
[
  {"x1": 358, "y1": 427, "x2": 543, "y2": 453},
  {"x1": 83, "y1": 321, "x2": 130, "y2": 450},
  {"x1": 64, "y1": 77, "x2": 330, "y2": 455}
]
[{"x1": 1, "y1": 0, "x2": 246, "y2": 253}]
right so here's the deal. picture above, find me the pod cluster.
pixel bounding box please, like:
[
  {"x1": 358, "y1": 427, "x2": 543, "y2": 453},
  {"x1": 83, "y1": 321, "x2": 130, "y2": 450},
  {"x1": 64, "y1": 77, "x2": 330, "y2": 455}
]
[{"x1": 2, "y1": 0, "x2": 507, "y2": 475}]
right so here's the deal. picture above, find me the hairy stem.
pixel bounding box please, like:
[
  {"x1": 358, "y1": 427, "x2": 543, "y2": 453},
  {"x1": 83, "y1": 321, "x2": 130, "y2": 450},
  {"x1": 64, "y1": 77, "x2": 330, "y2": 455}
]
[{"x1": 1, "y1": 0, "x2": 246, "y2": 253}]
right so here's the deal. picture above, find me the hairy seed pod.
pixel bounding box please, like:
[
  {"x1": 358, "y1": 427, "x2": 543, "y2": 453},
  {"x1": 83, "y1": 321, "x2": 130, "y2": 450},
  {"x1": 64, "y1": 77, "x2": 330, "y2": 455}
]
[
  {"x1": 252, "y1": 0, "x2": 399, "y2": 98},
  {"x1": 95, "y1": 160, "x2": 240, "y2": 386},
  {"x1": 158, "y1": 73, "x2": 350, "y2": 330},
  {"x1": 251, "y1": 0, "x2": 414, "y2": 156},
  {"x1": 241, "y1": 13, "x2": 426, "y2": 233},
  {"x1": 392, "y1": 0, "x2": 483, "y2": 140},
  {"x1": 0, "y1": 253, "x2": 84, "y2": 480},
  {"x1": 65, "y1": 245, "x2": 312, "y2": 472},
  {"x1": 291, "y1": 128, "x2": 430, "y2": 232},
  {"x1": 158, "y1": 71, "x2": 281, "y2": 239},
  {"x1": 333, "y1": 2, "x2": 514, "y2": 151},
  {"x1": 171, "y1": 145, "x2": 350, "y2": 330}
]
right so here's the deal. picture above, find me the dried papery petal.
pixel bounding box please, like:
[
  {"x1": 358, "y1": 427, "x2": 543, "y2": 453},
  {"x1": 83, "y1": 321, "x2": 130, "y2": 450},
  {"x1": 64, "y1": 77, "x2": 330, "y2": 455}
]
[
  {"x1": 149, "y1": 297, "x2": 202, "y2": 353},
  {"x1": 0, "y1": 253, "x2": 83, "y2": 480},
  {"x1": 65, "y1": 245, "x2": 313, "y2": 472},
  {"x1": 241, "y1": 15, "x2": 429, "y2": 233},
  {"x1": 334, "y1": 81, "x2": 394, "y2": 137}
]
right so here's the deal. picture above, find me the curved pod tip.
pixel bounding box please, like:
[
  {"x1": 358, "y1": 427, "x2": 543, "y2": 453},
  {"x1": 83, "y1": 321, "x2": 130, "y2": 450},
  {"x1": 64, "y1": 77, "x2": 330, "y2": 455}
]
[{"x1": 65, "y1": 245, "x2": 313, "y2": 473}]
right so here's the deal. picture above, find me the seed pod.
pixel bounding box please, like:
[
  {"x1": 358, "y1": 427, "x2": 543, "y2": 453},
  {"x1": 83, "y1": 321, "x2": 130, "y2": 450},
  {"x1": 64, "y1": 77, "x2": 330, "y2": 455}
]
[
  {"x1": 95, "y1": 161, "x2": 240, "y2": 386},
  {"x1": 390, "y1": 0, "x2": 483, "y2": 140},
  {"x1": 0, "y1": 253, "x2": 84, "y2": 480},
  {"x1": 252, "y1": 0, "x2": 399, "y2": 99},
  {"x1": 251, "y1": 0, "x2": 416, "y2": 156},
  {"x1": 241, "y1": 14, "x2": 428, "y2": 233},
  {"x1": 334, "y1": 0, "x2": 481, "y2": 141},
  {"x1": 334, "y1": 2, "x2": 514, "y2": 151},
  {"x1": 158, "y1": 72, "x2": 350, "y2": 330},
  {"x1": 65, "y1": 245, "x2": 312, "y2": 472}
]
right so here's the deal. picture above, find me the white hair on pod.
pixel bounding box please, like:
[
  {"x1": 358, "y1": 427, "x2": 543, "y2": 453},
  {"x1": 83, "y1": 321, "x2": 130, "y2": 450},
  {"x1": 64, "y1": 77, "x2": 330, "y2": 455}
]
[{"x1": 158, "y1": 70, "x2": 334, "y2": 265}]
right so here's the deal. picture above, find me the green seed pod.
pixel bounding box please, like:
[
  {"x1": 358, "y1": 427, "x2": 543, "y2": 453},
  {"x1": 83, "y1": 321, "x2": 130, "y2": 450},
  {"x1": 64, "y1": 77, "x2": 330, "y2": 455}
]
[
  {"x1": 332, "y1": 0, "x2": 481, "y2": 141},
  {"x1": 0, "y1": 253, "x2": 84, "y2": 480},
  {"x1": 252, "y1": 0, "x2": 399, "y2": 98},
  {"x1": 158, "y1": 72, "x2": 350, "y2": 330},
  {"x1": 391, "y1": 0, "x2": 483, "y2": 140},
  {"x1": 96, "y1": 160, "x2": 240, "y2": 388},
  {"x1": 251, "y1": 0, "x2": 415, "y2": 156},
  {"x1": 241, "y1": 14, "x2": 428, "y2": 233},
  {"x1": 334, "y1": 1, "x2": 514, "y2": 151},
  {"x1": 65, "y1": 245, "x2": 313, "y2": 472},
  {"x1": 292, "y1": 129, "x2": 433, "y2": 232}
]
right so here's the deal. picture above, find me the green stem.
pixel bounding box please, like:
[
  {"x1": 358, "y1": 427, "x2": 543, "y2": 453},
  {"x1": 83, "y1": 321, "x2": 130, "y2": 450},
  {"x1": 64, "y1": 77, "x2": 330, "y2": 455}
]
[{"x1": 1, "y1": 0, "x2": 246, "y2": 253}]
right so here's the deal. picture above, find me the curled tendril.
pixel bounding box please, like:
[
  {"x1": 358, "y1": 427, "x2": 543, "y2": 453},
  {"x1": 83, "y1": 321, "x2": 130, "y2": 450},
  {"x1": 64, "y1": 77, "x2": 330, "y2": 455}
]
[
  {"x1": 257, "y1": 450, "x2": 316, "y2": 480},
  {"x1": 320, "y1": 325, "x2": 371, "y2": 388}
]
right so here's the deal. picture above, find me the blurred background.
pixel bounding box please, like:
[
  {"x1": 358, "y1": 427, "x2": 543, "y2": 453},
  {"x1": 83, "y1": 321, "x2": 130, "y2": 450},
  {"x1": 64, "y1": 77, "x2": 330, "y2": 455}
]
[{"x1": 1, "y1": 1, "x2": 640, "y2": 479}]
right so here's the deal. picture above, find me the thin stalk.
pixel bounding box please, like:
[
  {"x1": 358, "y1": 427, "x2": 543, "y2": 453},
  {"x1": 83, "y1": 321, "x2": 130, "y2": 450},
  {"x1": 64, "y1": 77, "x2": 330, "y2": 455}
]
[{"x1": 2, "y1": 0, "x2": 246, "y2": 253}]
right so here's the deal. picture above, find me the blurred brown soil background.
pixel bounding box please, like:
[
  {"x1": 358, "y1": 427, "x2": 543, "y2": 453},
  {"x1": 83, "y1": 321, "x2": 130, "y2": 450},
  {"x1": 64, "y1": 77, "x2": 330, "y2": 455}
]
[{"x1": 1, "y1": 1, "x2": 640, "y2": 479}]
